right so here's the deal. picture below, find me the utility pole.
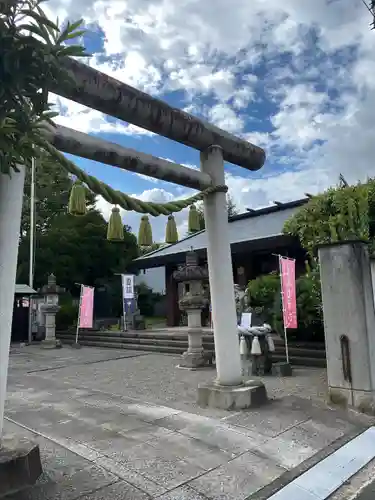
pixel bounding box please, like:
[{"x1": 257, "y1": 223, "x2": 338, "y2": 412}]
[{"x1": 28, "y1": 157, "x2": 36, "y2": 344}]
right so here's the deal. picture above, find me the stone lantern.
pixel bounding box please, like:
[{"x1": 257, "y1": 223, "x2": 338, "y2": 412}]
[
  {"x1": 173, "y1": 251, "x2": 209, "y2": 369},
  {"x1": 39, "y1": 274, "x2": 64, "y2": 348}
]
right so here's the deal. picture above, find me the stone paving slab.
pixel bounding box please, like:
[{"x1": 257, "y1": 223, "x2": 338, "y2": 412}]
[
  {"x1": 8, "y1": 344, "x2": 147, "y2": 372},
  {"x1": 188, "y1": 451, "x2": 285, "y2": 500},
  {"x1": 4, "y1": 345, "x2": 374, "y2": 499}
]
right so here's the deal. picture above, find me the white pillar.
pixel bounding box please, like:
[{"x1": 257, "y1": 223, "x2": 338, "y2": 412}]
[
  {"x1": 0, "y1": 167, "x2": 25, "y2": 439},
  {"x1": 200, "y1": 146, "x2": 242, "y2": 386}
]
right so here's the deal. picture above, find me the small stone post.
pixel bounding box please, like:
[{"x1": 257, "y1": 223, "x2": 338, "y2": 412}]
[
  {"x1": 0, "y1": 167, "x2": 26, "y2": 439},
  {"x1": 39, "y1": 274, "x2": 63, "y2": 349},
  {"x1": 197, "y1": 146, "x2": 267, "y2": 409},
  {"x1": 319, "y1": 241, "x2": 375, "y2": 412}
]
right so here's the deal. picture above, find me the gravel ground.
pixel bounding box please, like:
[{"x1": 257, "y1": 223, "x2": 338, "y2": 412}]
[{"x1": 8, "y1": 346, "x2": 328, "y2": 418}]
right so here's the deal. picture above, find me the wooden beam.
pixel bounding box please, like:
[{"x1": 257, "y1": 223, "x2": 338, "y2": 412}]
[
  {"x1": 44, "y1": 124, "x2": 213, "y2": 191},
  {"x1": 50, "y1": 58, "x2": 266, "y2": 172}
]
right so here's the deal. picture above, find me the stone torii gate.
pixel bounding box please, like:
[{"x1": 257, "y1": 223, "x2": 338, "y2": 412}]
[{"x1": 0, "y1": 58, "x2": 267, "y2": 435}]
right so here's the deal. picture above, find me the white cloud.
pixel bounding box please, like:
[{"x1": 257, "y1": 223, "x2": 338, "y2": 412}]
[
  {"x1": 49, "y1": 93, "x2": 155, "y2": 137},
  {"x1": 208, "y1": 104, "x2": 245, "y2": 135},
  {"x1": 42, "y1": 0, "x2": 375, "y2": 233}
]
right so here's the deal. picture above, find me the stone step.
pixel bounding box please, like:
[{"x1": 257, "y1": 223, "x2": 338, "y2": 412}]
[
  {"x1": 57, "y1": 335, "x2": 191, "y2": 351},
  {"x1": 57, "y1": 333, "x2": 325, "y2": 359},
  {"x1": 57, "y1": 330, "x2": 325, "y2": 350},
  {"x1": 55, "y1": 338, "x2": 326, "y2": 367},
  {"x1": 58, "y1": 338, "x2": 184, "y2": 354}
]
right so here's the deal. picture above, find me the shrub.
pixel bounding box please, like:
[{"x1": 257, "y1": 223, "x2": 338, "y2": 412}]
[
  {"x1": 246, "y1": 273, "x2": 280, "y2": 324},
  {"x1": 247, "y1": 268, "x2": 325, "y2": 342},
  {"x1": 136, "y1": 282, "x2": 163, "y2": 317},
  {"x1": 283, "y1": 182, "x2": 371, "y2": 257},
  {"x1": 56, "y1": 301, "x2": 78, "y2": 330},
  {"x1": 273, "y1": 268, "x2": 324, "y2": 342}
]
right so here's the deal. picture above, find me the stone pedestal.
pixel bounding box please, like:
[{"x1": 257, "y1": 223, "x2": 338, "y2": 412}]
[
  {"x1": 180, "y1": 328, "x2": 206, "y2": 369},
  {"x1": 319, "y1": 241, "x2": 375, "y2": 413},
  {"x1": 41, "y1": 305, "x2": 60, "y2": 349},
  {"x1": 272, "y1": 362, "x2": 293, "y2": 377},
  {"x1": 0, "y1": 436, "x2": 42, "y2": 496},
  {"x1": 197, "y1": 380, "x2": 267, "y2": 410}
]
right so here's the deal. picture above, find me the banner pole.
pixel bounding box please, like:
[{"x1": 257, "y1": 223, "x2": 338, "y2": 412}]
[
  {"x1": 279, "y1": 255, "x2": 290, "y2": 364},
  {"x1": 75, "y1": 284, "x2": 83, "y2": 345},
  {"x1": 121, "y1": 275, "x2": 127, "y2": 332}
]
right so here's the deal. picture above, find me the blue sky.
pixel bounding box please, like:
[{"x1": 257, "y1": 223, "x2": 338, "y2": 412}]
[{"x1": 47, "y1": 0, "x2": 375, "y2": 242}]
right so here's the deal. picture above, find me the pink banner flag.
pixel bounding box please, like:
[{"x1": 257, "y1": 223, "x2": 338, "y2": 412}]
[
  {"x1": 79, "y1": 286, "x2": 94, "y2": 328},
  {"x1": 279, "y1": 257, "x2": 297, "y2": 329}
]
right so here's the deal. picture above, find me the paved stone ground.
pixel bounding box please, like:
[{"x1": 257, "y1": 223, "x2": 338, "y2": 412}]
[{"x1": 3, "y1": 345, "x2": 374, "y2": 500}]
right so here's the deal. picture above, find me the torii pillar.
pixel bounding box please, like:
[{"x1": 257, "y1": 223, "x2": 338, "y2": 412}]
[
  {"x1": 197, "y1": 146, "x2": 267, "y2": 409},
  {"x1": 0, "y1": 167, "x2": 26, "y2": 439}
]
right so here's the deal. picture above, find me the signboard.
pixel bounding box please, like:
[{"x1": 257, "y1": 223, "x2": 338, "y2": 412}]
[
  {"x1": 240, "y1": 312, "x2": 252, "y2": 329},
  {"x1": 79, "y1": 285, "x2": 94, "y2": 329},
  {"x1": 121, "y1": 274, "x2": 134, "y2": 299},
  {"x1": 121, "y1": 274, "x2": 135, "y2": 330},
  {"x1": 279, "y1": 257, "x2": 297, "y2": 329}
]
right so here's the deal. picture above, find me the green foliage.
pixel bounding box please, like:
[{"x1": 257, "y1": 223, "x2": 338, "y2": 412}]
[
  {"x1": 273, "y1": 267, "x2": 324, "y2": 341},
  {"x1": 136, "y1": 282, "x2": 163, "y2": 317},
  {"x1": 56, "y1": 298, "x2": 78, "y2": 330},
  {"x1": 17, "y1": 157, "x2": 139, "y2": 293},
  {"x1": 246, "y1": 273, "x2": 280, "y2": 323},
  {"x1": 138, "y1": 242, "x2": 164, "y2": 255},
  {"x1": 283, "y1": 182, "x2": 371, "y2": 257},
  {"x1": 31, "y1": 210, "x2": 138, "y2": 293},
  {"x1": 0, "y1": 0, "x2": 87, "y2": 174},
  {"x1": 246, "y1": 267, "x2": 325, "y2": 342},
  {"x1": 21, "y1": 152, "x2": 89, "y2": 239},
  {"x1": 226, "y1": 194, "x2": 239, "y2": 218}
]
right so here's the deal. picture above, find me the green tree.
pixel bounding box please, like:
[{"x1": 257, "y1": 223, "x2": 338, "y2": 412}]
[
  {"x1": 21, "y1": 154, "x2": 95, "y2": 240},
  {"x1": 139, "y1": 242, "x2": 164, "y2": 255},
  {"x1": 17, "y1": 208, "x2": 138, "y2": 293},
  {"x1": 17, "y1": 156, "x2": 139, "y2": 291},
  {"x1": 0, "y1": 0, "x2": 86, "y2": 174},
  {"x1": 226, "y1": 194, "x2": 239, "y2": 218},
  {"x1": 283, "y1": 181, "x2": 372, "y2": 257},
  {"x1": 17, "y1": 154, "x2": 97, "y2": 281}
]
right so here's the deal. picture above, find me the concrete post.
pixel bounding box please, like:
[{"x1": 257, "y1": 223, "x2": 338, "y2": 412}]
[
  {"x1": 197, "y1": 146, "x2": 267, "y2": 409},
  {"x1": 0, "y1": 167, "x2": 25, "y2": 439},
  {"x1": 200, "y1": 146, "x2": 242, "y2": 386},
  {"x1": 319, "y1": 241, "x2": 375, "y2": 413}
]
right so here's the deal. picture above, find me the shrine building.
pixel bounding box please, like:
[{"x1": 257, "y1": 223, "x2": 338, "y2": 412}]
[{"x1": 131, "y1": 198, "x2": 308, "y2": 327}]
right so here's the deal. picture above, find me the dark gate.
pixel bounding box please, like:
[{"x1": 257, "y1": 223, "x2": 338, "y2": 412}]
[{"x1": 11, "y1": 297, "x2": 29, "y2": 342}]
